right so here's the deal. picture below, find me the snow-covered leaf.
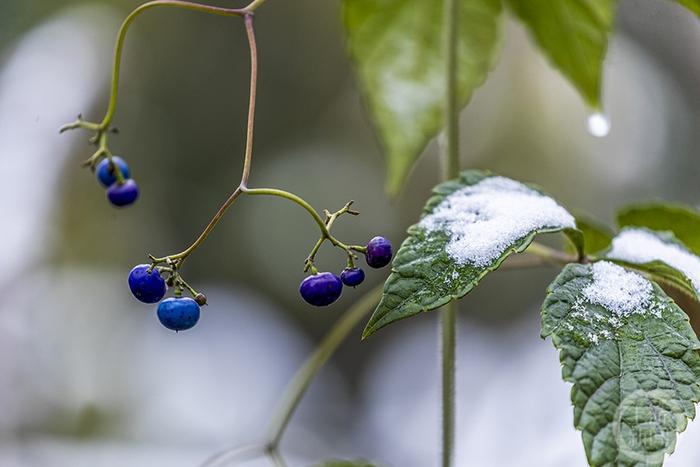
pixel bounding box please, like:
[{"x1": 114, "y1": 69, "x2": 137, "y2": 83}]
[
  {"x1": 605, "y1": 227, "x2": 700, "y2": 301},
  {"x1": 542, "y1": 261, "x2": 700, "y2": 467},
  {"x1": 617, "y1": 203, "x2": 700, "y2": 256},
  {"x1": 363, "y1": 170, "x2": 575, "y2": 337}
]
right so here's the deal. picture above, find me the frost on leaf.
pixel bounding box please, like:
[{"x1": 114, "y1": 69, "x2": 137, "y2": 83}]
[
  {"x1": 607, "y1": 227, "x2": 700, "y2": 297},
  {"x1": 363, "y1": 170, "x2": 575, "y2": 337},
  {"x1": 542, "y1": 261, "x2": 700, "y2": 467}
]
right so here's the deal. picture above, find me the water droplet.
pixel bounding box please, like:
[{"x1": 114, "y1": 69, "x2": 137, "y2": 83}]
[{"x1": 587, "y1": 112, "x2": 610, "y2": 138}]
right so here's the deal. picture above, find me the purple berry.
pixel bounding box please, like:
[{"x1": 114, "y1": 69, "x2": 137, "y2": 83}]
[
  {"x1": 157, "y1": 297, "x2": 200, "y2": 331},
  {"x1": 128, "y1": 264, "x2": 167, "y2": 303},
  {"x1": 340, "y1": 267, "x2": 365, "y2": 287},
  {"x1": 107, "y1": 179, "x2": 139, "y2": 207},
  {"x1": 96, "y1": 156, "x2": 131, "y2": 188},
  {"x1": 299, "y1": 272, "x2": 343, "y2": 306},
  {"x1": 365, "y1": 236, "x2": 393, "y2": 268}
]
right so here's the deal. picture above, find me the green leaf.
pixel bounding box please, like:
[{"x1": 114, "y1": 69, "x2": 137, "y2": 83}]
[
  {"x1": 363, "y1": 170, "x2": 576, "y2": 338},
  {"x1": 564, "y1": 215, "x2": 614, "y2": 257},
  {"x1": 671, "y1": 0, "x2": 700, "y2": 16},
  {"x1": 343, "y1": 0, "x2": 502, "y2": 195},
  {"x1": 617, "y1": 202, "x2": 700, "y2": 255},
  {"x1": 564, "y1": 227, "x2": 586, "y2": 260},
  {"x1": 609, "y1": 259, "x2": 699, "y2": 302},
  {"x1": 603, "y1": 227, "x2": 700, "y2": 301},
  {"x1": 506, "y1": 0, "x2": 616, "y2": 108},
  {"x1": 542, "y1": 262, "x2": 700, "y2": 467}
]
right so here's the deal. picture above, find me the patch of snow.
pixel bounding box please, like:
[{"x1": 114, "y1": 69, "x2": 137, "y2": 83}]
[
  {"x1": 583, "y1": 261, "x2": 653, "y2": 317},
  {"x1": 419, "y1": 176, "x2": 575, "y2": 267},
  {"x1": 607, "y1": 228, "x2": 700, "y2": 295}
]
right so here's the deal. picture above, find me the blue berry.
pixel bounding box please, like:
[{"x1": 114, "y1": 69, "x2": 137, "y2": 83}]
[
  {"x1": 107, "y1": 179, "x2": 139, "y2": 207},
  {"x1": 157, "y1": 297, "x2": 200, "y2": 331},
  {"x1": 96, "y1": 157, "x2": 131, "y2": 188},
  {"x1": 365, "y1": 236, "x2": 393, "y2": 268},
  {"x1": 299, "y1": 272, "x2": 343, "y2": 306},
  {"x1": 128, "y1": 264, "x2": 167, "y2": 303},
  {"x1": 340, "y1": 267, "x2": 365, "y2": 287}
]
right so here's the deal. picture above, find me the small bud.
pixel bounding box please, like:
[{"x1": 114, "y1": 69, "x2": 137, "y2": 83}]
[{"x1": 195, "y1": 293, "x2": 207, "y2": 306}]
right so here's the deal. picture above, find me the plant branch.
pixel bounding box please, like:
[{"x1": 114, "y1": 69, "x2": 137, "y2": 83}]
[
  {"x1": 151, "y1": 13, "x2": 258, "y2": 265},
  {"x1": 266, "y1": 286, "x2": 382, "y2": 447},
  {"x1": 200, "y1": 286, "x2": 382, "y2": 467},
  {"x1": 440, "y1": 0, "x2": 460, "y2": 465}
]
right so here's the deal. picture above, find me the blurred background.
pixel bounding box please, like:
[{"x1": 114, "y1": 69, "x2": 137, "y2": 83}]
[{"x1": 1, "y1": 0, "x2": 699, "y2": 466}]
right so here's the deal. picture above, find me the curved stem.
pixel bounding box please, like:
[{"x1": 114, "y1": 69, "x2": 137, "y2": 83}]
[
  {"x1": 200, "y1": 286, "x2": 382, "y2": 467},
  {"x1": 152, "y1": 12, "x2": 259, "y2": 265},
  {"x1": 99, "y1": 1, "x2": 248, "y2": 130},
  {"x1": 200, "y1": 443, "x2": 265, "y2": 467},
  {"x1": 266, "y1": 286, "x2": 382, "y2": 447},
  {"x1": 440, "y1": 0, "x2": 460, "y2": 465},
  {"x1": 243, "y1": 187, "x2": 329, "y2": 234}
]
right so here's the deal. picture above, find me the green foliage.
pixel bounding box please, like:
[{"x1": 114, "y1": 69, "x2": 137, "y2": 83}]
[
  {"x1": 506, "y1": 0, "x2": 615, "y2": 109},
  {"x1": 342, "y1": 0, "x2": 502, "y2": 195},
  {"x1": 617, "y1": 202, "x2": 700, "y2": 256},
  {"x1": 542, "y1": 263, "x2": 700, "y2": 467},
  {"x1": 363, "y1": 170, "x2": 574, "y2": 337},
  {"x1": 568, "y1": 215, "x2": 614, "y2": 256},
  {"x1": 673, "y1": 0, "x2": 700, "y2": 16},
  {"x1": 609, "y1": 259, "x2": 699, "y2": 302}
]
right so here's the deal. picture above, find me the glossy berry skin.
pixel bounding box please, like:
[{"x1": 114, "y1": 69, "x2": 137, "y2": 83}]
[
  {"x1": 299, "y1": 272, "x2": 343, "y2": 306},
  {"x1": 157, "y1": 297, "x2": 200, "y2": 331},
  {"x1": 365, "y1": 236, "x2": 393, "y2": 268},
  {"x1": 96, "y1": 156, "x2": 131, "y2": 188},
  {"x1": 340, "y1": 267, "x2": 365, "y2": 287},
  {"x1": 128, "y1": 264, "x2": 167, "y2": 303},
  {"x1": 106, "y1": 179, "x2": 139, "y2": 207}
]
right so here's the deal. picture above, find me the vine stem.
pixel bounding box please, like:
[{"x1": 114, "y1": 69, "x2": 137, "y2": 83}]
[
  {"x1": 441, "y1": 0, "x2": 460, "y2": 464},
  {"x1": 100, "y1": 0, "x2": 265, "y2": 130},
  {"x1": 200, "y1": 286, "x2": 383, "y2": 467}
]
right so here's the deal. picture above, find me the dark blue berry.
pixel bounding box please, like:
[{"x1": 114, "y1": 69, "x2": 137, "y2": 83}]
[
  {"x1": 128, "y1": 264, "x2": 167, "y2": 303},
  {"x1": 340, "y1": 267, "x2": 365, "y2": 287},
  {"x1": 157, "y1": 297, "x2": 200, "y2": 331},
  {"x1": 96, "y1": 156, "x2": 131, "y2": 188},
  {"x1": 107, "y1": 179, "x2": 139, "y2": 207},
  {"x1": 299, "y1": 272, "x2": 343, "y2": 306},
  {"x1": 365, "y1": 236, "x2": 393, "y2": 268}
]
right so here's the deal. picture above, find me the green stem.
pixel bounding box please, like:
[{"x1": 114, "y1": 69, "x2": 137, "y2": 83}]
[
  {"x1": 100, "y1": 1, "x2": 249, "y2": 130},
  {"x1": 244, "y1": 187, "x2": 328, "y2": 233},
  {"x1": 441, "y1": 0, "x2": 460, "y2": 465},
  {"x1": 151, "y1": 13, "x2": 258, "y2": 266},
  {"x1": 266, "y1": 286, "x2": 382, "y2": 447},
  {"x1": 242, "y1": 0, "x2": 270, "y2": 13}
]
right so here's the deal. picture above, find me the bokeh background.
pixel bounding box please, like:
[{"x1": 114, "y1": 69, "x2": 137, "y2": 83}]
[{"x1": 1, "y1": 1, "x2": 700, "y2": 466}]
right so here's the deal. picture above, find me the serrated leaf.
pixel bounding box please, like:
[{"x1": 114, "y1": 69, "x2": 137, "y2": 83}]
[
  {"x1": 363, "y1": 170, "x2": 575, "y2": 337},
  {"x1": 617, "y1": 202, "x2": 700, "y2": 256},
  {"x1": 671, "y1": 0, "x2": 700, "y2": 16},
  {"x1": 565, "y1": 215, "x2": 614, "y2": 257},
  {"x1": 343, "y1": 0, "x2": 502, "y2": 195},
  {"x1": 506, "y1": 0, "x2": 615, "y2": 108},
  {"x1": 542, "y1": 262, "x2": 700, "y2": 467}
]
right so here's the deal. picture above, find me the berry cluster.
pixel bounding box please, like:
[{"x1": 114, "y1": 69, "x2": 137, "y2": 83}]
[
  {"x1": 299, "y1": 236, "x2": 393, "y2": 307},
  {"x1": 128, "y1": 264, "x2": 206, "y2": 332},
  {"x1": 95, "y1": 156, "x2": 139, "y2": 207}
]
